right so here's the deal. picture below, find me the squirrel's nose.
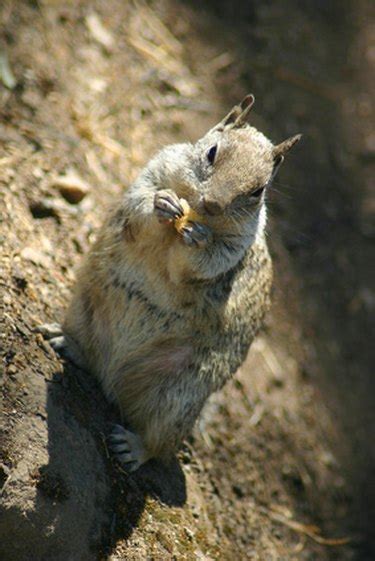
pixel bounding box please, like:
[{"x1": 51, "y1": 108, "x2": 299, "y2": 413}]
[{"x1": 203, "y1": 198, "x2": 223, "y2": 216}]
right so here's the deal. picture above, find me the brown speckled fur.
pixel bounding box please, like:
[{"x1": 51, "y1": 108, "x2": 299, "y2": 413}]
[{"x1": 63, "y1": 95, "x2": 300, "y2": 466}]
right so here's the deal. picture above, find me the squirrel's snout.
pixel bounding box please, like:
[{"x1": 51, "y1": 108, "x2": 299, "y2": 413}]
[{"x1": 203, "y1": 198, "x2": 223, "y2": 216}]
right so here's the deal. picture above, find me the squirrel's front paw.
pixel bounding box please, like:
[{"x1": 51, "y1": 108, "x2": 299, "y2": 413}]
[
  {"x1": 180, "y1": 221, "x2": 212, "y2": 248},
  {"x1": 154, "y1": 190, "x2": 184, "y2": 223}
]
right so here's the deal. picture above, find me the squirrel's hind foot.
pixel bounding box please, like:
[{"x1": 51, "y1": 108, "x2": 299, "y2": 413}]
[
  {"x1": 37, "y1": 323, "x2": 86, "y2": 369},
  {"x1": 108, "y1": 424, "x2": 150, "y2": 472},
  {"x1": 36, "y1": 322, "x2": 63, "y2": 339}
]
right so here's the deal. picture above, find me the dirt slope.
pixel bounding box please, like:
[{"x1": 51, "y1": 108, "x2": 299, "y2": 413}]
[{"x1": 1, "y1": 1, "x2": 373, "y2": 560}]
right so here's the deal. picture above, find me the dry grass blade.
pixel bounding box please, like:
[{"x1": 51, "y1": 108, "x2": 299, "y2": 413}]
[
  {"x1": 0, "y1": 51, "x2": 16, "y2": 89},
  {"x1": 275, "y1": 66, "x2": 340, "y2": 102},
  {"x1": 209, "y1": 52, "x2": 234, "y2": 72},
  {"x1": 127, "y1": 35, "x2": 175, "y2": 72},
  {"x1": 72, "y1": 106, "x2": 125, "y2": 157},
  {"x1": 261, "y1": 506, "x2": 351, "y2": 546},
  {"x1": 249, "y1": 403, "x2": 265, "y2": 426},
  {"x1": 101, "y1": 433, "x2": 110, "y2": 459},
  {"x1": 85, "y1": 12, "x2": 114, "y2": 51},
  {"x1": 127, "y1": 34, "x2": 196, "y2": 97},
  {"x1": 128, "y1": 4, "x2": 197, "y2": 97},
  {"x1": 136, "y1": 3, "x2": 184, "y2": 56},
  {"x1": 86, "y1": 150, "x2": 108, "y2": 183}
]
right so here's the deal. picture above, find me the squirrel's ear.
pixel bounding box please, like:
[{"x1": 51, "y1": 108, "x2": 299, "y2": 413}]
[
  {"x1": 210, "y1": 94, "x2": 255, "y2": 133},
  {"x1": 273, "y1": 134, "x2": 302, "y2": 158},
  {"x1": 233, "y1": 94, "x2": 255, "y2": 128}
]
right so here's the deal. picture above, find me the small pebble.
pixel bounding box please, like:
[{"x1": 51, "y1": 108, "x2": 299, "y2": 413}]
[
  {"x1": 20, "y1": 247, "x2": 50, "y2": 268},
  {"x1": 53, "y1": 170, "x2": 91, "y2": 204}
]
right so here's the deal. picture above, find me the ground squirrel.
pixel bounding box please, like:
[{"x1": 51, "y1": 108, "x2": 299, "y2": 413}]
[{"x1": 40, "y1": 95, "x2": 301, "y2": 471}]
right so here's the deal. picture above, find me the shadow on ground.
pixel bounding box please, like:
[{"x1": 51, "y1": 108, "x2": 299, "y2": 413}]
[
  {"x1": 1, "y1": 357, "x2": 187, "y2": 561},
  {"x1": 44, "y1": 362, "x2": 187, "y2": 558}
]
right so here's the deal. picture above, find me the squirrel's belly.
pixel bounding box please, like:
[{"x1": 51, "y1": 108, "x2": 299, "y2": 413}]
[
  {"x1": 81, "y1": 275, "x2": 187, "y2": 373},
  {"x1": 72, "y1": 242, "x2": 272, "y2": 387}
]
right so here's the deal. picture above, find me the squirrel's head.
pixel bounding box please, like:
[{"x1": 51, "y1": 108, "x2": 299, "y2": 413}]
[
  {"x1": 192, "y1": 94, "x2": 301, "y2": 220},
  {"x1": 145, "y1": 94, "x2": 300, "y2": 229}
]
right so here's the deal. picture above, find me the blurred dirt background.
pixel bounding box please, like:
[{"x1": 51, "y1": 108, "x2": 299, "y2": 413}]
[{"x1": 0, "y1": 1, "x2": 374, "y2": 560}]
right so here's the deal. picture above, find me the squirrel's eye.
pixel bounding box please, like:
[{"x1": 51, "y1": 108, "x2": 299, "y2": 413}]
[
  {"x1": 207, "y1": 145, "x2": 218, "y2": 165},
  {"x1": 251, "y1": 186, "x2": 265, "y2": 198}
]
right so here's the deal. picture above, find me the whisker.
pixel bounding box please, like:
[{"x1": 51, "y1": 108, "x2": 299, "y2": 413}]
[
  {"x1": 268, "y1": 187, "x2": 293, "y2": 199},
  {"x1": 266, "y1": 205, "x2": 314, "y2": 245},
  {"x1": 272, "y1": 180, "x2": 299, "y2": 193}
]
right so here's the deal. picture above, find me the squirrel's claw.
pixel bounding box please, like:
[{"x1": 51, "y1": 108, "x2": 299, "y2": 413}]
[
  {"x1": 154, "y1": 190, "x2": 184, "y2": 223},
  {"x1": 180, "y1": 221, "x2": 212, "y2": 248}
]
